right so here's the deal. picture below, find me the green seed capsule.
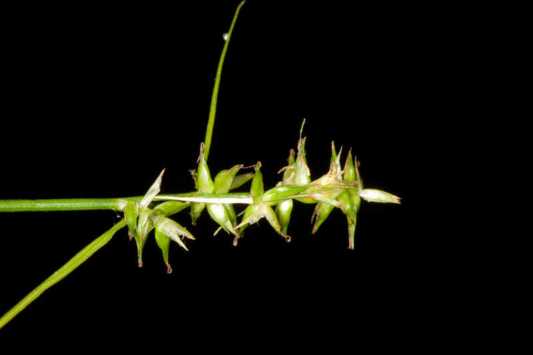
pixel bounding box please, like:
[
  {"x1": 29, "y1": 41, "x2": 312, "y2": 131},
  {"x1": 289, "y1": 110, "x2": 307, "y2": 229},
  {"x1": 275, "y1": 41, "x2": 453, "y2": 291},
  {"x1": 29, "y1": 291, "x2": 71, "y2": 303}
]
[
  {"x1": 337, "y1": 149, "x2": 362, "y2": 249},
  {"x1": 235, "y1": 162, "x2": 291, "y2": 243},
  {"x1": 312, "y1": 142, "x2": 343, "y2": 187},
  {"x1": 196, "y1": 148, "x2": 214, "y2": 193},
  {"x1": 214, "y1": 164, "x2": 242, "y2": 193},
  {"x1": 154, "y1": 227, "x2": 172, "y2": 273},
  {"x1": 128, "y1": 169, "x2": 165, "y2": 267},
  {"x1": 230, "y1": 173, "x2": 254, "y2": 190},
  {"x1": 135, "y1": 207, "x2": 155, "y2": 267},
  {"x1": 311, "y1": 201, "x2": 335, "y2": 234},
  {"x1": 308, "y1": 143, "x2": 345, "y2": 234},
  {"x1": 124, "y1": 201, "x2": 139, "y2": 240},
  {"x1": 294, "y1": 137, "x2": 311, "y2": 186},
  {"x1": 250, "y1": 162, "x2": 264, "y2": 203},
  {"x1": 343, "y1": 149, "x2": 357, "y2": 183},
  {"x1": 190, "y1": 144, "x2": 215, "y2": 224},
  {"x1": 276, "y1": 198, "x2": 293, "y2": 235},
  {"x1": 337, "y1": 188, "x2": 361, "y2": 249},
  {"x1": 205, "y1": 164, "x2": 243, "y2": 237},
  {"x1": 152, "y1": 214, "x2": 195, "y2": 253}
]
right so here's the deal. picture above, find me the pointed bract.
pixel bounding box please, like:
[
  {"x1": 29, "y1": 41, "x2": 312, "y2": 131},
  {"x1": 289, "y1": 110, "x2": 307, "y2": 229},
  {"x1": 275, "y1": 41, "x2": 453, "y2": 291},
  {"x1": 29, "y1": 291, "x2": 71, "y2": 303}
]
[
  {"x1": 230, "y1": 173, "x2": 254, "y2": 190},
  {"x1": 140, "y1": 169, "x2": 165, "y2": 208},
  {"x1": 250, "y1": 162, "x2": 264, "y2": 203},
  {"x1": 311, "y1": 201, "x2": 335, "y2": 234},
  {"x1": 214, "y1": 164, "x2": 242, "y2": 193},
  {"x1": 276, "y1": 199, "x2": 293, "y2": 235},
  {"x1": 360, "y1": 189, "x2": 401, "y2": 204},
  {"x1": 124, "y1": 201, "x2": 139, "y2": 240},
  {"x1": 152, "y1": 214, "x2": 195, "y2": 252},
  {"x1": 154, "y1": 228, "x2": 172, "y2": 273}
]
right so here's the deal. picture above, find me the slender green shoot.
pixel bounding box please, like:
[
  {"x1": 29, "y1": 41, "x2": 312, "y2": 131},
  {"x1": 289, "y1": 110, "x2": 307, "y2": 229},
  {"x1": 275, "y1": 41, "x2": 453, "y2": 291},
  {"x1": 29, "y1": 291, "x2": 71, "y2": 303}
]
[
  {"x1": 203, "y1": 0, "x2": 246, "y2": 161},
  {"x1": 0, "y1": 219, "x2": 127, "y2": 330},
  {"x1": 0, "y1": 198, "x2": 128, "y2": 213}
]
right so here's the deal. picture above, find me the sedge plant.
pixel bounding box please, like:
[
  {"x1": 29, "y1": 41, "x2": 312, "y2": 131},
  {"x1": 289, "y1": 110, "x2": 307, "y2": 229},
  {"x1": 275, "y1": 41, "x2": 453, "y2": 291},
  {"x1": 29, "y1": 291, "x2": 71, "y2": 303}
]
[{"x1": 0, "y1": 1, "x2": 400, "y2": 331}]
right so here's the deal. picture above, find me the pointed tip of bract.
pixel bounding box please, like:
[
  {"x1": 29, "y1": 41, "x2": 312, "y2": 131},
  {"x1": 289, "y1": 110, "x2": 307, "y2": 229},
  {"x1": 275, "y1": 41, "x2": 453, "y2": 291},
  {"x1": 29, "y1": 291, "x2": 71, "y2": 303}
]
[
  {"x1": 288, "y1": 149, "x2": 296, "y2": 165},
  {"x1": 330, "y1": 141, "x2": 343, "y2": 166},
  {"x1": 232, "y1": 236, "x2": 240, "y2": 247},
  {"x1": 343, "y1": 149, "x2": 357, "y2": 182},
  {"x1": 198, "y1": 142, "x2": 205, "y2": 161},
  {"x1": 347, "y1": 218, "x2": 356, "y2": 250},
  {"x1": 166, "y1": 263, "x2": 173, "y2": 274},
  {"x1": 311, "y1": 203, "x2": 334, "y2": 234},
  {"x1": 299, "y1": 118, "x2": 306, "y2": 139}
]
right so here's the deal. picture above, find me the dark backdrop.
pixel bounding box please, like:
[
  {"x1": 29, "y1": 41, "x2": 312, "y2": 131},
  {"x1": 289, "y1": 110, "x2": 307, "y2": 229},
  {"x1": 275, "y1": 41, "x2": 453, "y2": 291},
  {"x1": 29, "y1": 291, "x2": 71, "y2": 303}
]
[{"x1": 0, "y1": 0, "x2": 456, "y2": 348}]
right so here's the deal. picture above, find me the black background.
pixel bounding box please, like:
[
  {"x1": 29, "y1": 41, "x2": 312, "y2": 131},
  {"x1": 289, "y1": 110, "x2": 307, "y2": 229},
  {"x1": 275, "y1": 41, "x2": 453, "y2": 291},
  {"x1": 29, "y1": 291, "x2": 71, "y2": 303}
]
[{"x1": 0, "y1": 0, "x2": 464, "y2": 348}]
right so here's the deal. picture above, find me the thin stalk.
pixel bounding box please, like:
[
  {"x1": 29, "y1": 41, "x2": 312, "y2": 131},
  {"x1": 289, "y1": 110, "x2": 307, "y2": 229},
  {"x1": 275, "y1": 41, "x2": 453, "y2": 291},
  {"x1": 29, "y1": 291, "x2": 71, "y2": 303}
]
[
  {"x1": 0, "y1": 198, "x2": 133, "y2": 213},
  {"x1": 157, "y1": 193, "x2": 253, "y2": 204},
  {"x1": 0, "y1": 192, "x2": 248, "y2": 213},
  {"x1": 0, "y1": 219, "x2": 127, "y2": 330},
  {"x1": 0, "y1": 185, "x2": 351, "y2": 213},
  {"x1": 203, "y1": 0, "x2": 245, "y2": 161}
]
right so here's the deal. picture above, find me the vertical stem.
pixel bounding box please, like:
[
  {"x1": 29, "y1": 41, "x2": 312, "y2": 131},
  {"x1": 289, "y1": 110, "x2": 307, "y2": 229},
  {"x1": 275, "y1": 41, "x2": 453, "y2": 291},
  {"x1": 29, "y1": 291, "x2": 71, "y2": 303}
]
[{"x1": 203, "y1": 0, "x2": 246, "y2": 161}]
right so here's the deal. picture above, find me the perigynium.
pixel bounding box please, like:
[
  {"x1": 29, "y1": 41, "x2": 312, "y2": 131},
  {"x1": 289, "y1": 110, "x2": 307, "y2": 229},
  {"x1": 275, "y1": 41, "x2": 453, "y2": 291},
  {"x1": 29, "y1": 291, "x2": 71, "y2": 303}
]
[{"x1": 0, "y1": 0, "x2": 399, "y2": 331}]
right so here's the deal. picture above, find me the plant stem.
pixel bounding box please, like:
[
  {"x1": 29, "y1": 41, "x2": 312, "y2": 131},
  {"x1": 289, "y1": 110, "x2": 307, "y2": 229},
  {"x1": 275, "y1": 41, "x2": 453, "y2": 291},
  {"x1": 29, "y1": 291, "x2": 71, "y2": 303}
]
[
  {"x1": 0, "y1": 185, "x2": 331, "y2": 213},
  {"x1": 0, "y1": 219, "x2": 127, "y2": 330},
  {"x1": 0, "y1": 192, "x2": 248, "y2": 213},
  {"x1": 203, "y1": 0, "x2": 245, "y2": 161},
  {"x1": 0, "y1": 198, "x2": 133, "y2": 213}
]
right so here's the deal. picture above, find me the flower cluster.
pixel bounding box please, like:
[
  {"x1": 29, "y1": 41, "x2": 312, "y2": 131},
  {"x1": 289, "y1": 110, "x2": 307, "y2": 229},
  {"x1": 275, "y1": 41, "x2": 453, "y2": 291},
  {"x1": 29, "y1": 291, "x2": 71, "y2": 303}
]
[{"x1": 124, "y1": 121, "x2": 400, "y2": 273}]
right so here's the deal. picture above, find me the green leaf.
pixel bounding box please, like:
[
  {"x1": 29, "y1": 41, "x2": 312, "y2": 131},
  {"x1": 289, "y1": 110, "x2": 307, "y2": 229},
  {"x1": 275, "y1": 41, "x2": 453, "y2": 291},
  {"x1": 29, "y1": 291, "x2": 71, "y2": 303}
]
[{"x1": 0, "y1": 219, "x2": 127, "y2": 330}]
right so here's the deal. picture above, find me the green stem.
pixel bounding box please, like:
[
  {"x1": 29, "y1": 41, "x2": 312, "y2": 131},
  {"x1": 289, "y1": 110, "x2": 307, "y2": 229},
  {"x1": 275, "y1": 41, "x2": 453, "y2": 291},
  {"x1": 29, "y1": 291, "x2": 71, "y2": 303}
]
[
  {"x1": 0, "y1": 192, "x2": 248, "y2": 213},
  {"x1": 203, "y1": 0, "x2": 246, "y2": 161},
  {"x1": 0, "y1": 198, "x2": 134, "y2": 213},
  {"x1": 0, "y1": 185, "x2": 332, "y2": 213},
  {"x1": 0, "y1": 219, "x2": 127, "y2": 330}
]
